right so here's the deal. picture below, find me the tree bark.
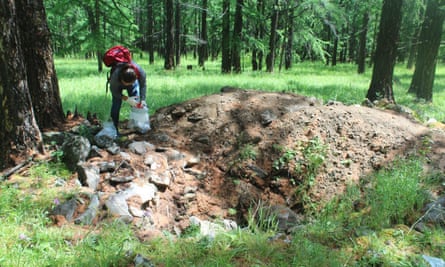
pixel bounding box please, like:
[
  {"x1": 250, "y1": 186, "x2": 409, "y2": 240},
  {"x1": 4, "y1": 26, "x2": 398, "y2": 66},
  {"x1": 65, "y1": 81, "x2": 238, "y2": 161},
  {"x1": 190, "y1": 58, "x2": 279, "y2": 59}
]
[
  {"x1": 0, "y1": 0, "x2": 44, "y2": 170},
  {"x1": 146, "y1": 0, "x2": 154, "y2": 64},
  {"x1": 266, "y1": 0, "x2": 279, "y2": 73},
  {"x1": 285, "y1": 4, "x2": 294, "y2": 70},
  {"x1": 366, "y1": 0, "x2": 403, "y2": 103},
  {"x1": 175, "y1": 0, "x2": 181, "y2": 66},
  {"x1": 231, "y1": 0, "x2": 243, "y2": 73},
  {"x1": 164, "y1": 0, "x2": 175, "y2": 70},
  {"x1": 16, "y1": 0, "x2": 65, "y2": 129},
  {"x1": 357, "y1": 11, "x2": 369, "y2": 74},
  {"x1": 198, "y1": 0, "x2": 208, "y2": 68},
  {"x1": 408, "y1": 0, "x2": 445, "y2": 102},
  {"x1": 221, "y1": 0, "x2": 231, "y2": 73}
]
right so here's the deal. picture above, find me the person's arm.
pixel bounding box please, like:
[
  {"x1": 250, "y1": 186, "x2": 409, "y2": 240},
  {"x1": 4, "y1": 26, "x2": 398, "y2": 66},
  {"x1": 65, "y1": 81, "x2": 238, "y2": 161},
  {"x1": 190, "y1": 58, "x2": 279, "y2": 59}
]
[{"x1": 134, "y1": 62, "x2": 147, "y2": 101}]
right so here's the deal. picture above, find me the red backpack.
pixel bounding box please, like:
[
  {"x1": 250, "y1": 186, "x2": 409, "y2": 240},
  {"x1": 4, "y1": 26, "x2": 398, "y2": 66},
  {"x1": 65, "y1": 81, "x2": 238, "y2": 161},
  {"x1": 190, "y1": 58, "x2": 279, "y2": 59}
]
[
  {"x1": 103, "y1": 45, "x2": 132, "y2": 67},
  {"x1": 103, "y1": 45, "x2": 140, "y2": 93}
]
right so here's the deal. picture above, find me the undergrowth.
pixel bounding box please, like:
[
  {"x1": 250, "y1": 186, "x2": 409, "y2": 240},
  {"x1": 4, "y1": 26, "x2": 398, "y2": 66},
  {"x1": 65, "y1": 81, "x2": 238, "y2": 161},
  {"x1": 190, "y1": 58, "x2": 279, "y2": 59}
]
[{"x1": 0, "y1": 156, "x2": 444, "y2": 266}]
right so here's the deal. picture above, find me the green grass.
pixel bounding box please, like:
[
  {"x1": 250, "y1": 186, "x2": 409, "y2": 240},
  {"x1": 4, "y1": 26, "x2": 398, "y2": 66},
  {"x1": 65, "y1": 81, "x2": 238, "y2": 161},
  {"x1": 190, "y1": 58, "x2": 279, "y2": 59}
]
[
  {"x1": 56, "y1": 56, "x2": 445, "y2": 123},
  {"x1": 1, "y1": 57, "x2": 444, "y2": 266}
]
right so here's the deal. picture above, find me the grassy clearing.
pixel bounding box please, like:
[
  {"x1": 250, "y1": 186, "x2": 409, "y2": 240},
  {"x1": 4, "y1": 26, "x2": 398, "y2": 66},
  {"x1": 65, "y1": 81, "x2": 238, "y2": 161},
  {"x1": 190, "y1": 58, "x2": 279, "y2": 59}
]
[
  {"x1": 1, "y1": 58, "x2": 444, "y2": 266},
  {"x1": 56, "y1": 57, "x2": 445, "y2": 123}
]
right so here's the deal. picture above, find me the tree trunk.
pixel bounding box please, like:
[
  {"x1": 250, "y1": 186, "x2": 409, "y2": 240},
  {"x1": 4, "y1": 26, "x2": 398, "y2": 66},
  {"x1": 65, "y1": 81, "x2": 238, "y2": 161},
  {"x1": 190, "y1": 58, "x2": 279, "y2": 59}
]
[
  {"x1": 252, "y1": 0, "x2": 264, "y2": 71},
  {"x1": 16, "y1": 0, "x2": 65, "y2": 129},
  {"x1": 231, "y1": 0, "x2": 243, "y2": 73},
  {"x1": 406, "y1": 26, "x2": 420, "y2": 70},
  {"x1": 332, "y1": 36, "x2": 338, "y2": 66},
  {"x1": 198, "y1": 0, "x2": 208, "y2": 68},
  {"x1": 0, "y1": 0, "x2": 44, "y2": 170},
  {"x1": 146, "y1": 0, "x2": 154, "y2": 64},
  {"x1": 285, "y1": 5, "x2": 294, "y2": 70},
  {"x1": 357, "y1": 11, "x2": 369, "y2": 74},
  {"x1": 408, "y1": 0, "x2": 445, "y2": 102},
  {"x1": 366, "y1": 0, "x2": 403, "y2": 103},
  {"x1": 164, "y1": 0, "x2": 175, "y2": 70},
  {"x1": 266, "y1": 0, "x2": 279, "y2": 73},
  {"x1": 175, "y1": 0, "x2": 181, "y2": 66},
  {"x1": 221, "y1": 0, "x2": 231, "y2": 73}
]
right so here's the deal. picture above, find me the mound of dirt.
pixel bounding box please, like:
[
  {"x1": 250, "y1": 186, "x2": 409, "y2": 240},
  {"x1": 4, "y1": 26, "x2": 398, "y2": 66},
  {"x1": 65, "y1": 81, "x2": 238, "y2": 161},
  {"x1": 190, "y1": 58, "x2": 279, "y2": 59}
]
[
  {"x1": 40, "y1": 88, "x2": 445, "y2": 238},
  {"x1": 132, "y1": 88, "x2": 445, "y2": 230}
]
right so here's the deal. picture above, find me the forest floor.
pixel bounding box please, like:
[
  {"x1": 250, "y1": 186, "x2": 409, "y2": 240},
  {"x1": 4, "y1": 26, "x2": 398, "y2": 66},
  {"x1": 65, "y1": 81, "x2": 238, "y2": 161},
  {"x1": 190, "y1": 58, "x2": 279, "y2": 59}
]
[{"x1": 51, "y1": 89, "x2": 445, "y2": 238}]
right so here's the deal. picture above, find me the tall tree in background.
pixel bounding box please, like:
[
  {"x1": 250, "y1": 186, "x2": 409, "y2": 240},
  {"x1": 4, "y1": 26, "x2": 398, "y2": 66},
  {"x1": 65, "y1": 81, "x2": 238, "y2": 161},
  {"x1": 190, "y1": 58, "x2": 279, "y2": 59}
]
[
  {"x1": 408, "y1": 0, "x2": 445, "y2": 102},
  {"x1": 175, "y1": 0, "x2": 181, "y2": 66},
  {"x1": 251, "y1": 0, "x2": 265, "y2": 71},
  {"x1": 1, "y1": 0, "x2": 54, "y2": 169},
  {"x1": 198, "y1": 0, "x2": 208, "y2": 68},
  {"x1": 164, "y1": 0, "x2": 175, "y2": 70},
  {"x1": 16, "y1": 0, "x2": 65, "y2": 129},
  {"x1": 284, "y1": 3, "x2": 295, "y2": 70},
  {"x1": 221, "y1": 0, "x2": 231, "y2": 73},
  {"x1": 357, "y1": 10, "x2": 369, "y2": 74},
  {"x1": 366, "y1": 0, "x2": 403, "y2": 103},
  {"x1": 231, "y1": 0, "x2": 243, "y2": 73},
  {"x1": 146, "y1": 0, "x2": 154, "y2": 64},
  {"x1": 266, "y1": 0, "x2": 279, "y2": 72}
]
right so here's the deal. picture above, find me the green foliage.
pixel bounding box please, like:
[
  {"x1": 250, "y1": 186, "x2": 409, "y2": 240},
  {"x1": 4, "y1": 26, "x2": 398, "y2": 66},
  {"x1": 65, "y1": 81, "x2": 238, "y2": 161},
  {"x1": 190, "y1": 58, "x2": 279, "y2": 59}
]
[
  {"x1": 247, "y1": 201, "x2": 279, "y2": 233},
  {"x1": 273, "y1": 136, "x2": 327, "y2": 187},
  {"x1": 239, "y1": 144, "x2": 257, "y2": 161},
  {"x1": 364, "y1": 158, "x2": 426, "y2": 229}
]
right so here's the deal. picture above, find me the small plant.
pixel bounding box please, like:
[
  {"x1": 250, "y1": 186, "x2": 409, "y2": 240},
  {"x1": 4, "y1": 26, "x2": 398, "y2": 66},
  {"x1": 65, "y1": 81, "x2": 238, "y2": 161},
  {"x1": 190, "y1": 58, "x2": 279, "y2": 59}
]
[
  {"x1": 272, "y1": 146, "x2": 297, "y2": 172},
  {"x1": 247, "y1": 200, "x2": 279, "y2": 233},
  {"x1": 239, "y1": 144, "x2": 257, "y2": 161}
]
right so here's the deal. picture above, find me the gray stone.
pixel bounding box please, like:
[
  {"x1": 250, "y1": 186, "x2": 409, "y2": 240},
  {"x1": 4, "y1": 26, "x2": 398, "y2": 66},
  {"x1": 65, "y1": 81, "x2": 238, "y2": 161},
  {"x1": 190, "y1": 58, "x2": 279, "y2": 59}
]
[
  {"x1": 52, "y1": 198, "x2": 78, "y2": 221},
  {"x1": 105, "y1": 193, "x2": 132, "y2": 217},
  {"x1": 260, "y1": 110, "x2": 276, "y2": 126},
  {"x1": 62, "y1": 134, "x2": 91, "y2": 171},
  {"x1": 128, "y1": 141, "x2": 155, "y2": 155},
  {"x1": 106, "y1": 144, "x2": 121, "y2": 155},
  {"x1": 74, "y1": 194, "x2": 100, "y2": 225},
  {"x1": 110, "y1": 175, "x2": 135, "y2": 183},
  {"x1": 122, "y1": 183, "x2": 157, "y2": 203},
  {"x1": 77, "y1": 164, "x2": 100, "y2": 190},
  {"x1": 97, "y1": 161, "x2": 116, "y2": 172},
  {"x1": 145, "y1": 170, "x2": 171, "y2": 188}
]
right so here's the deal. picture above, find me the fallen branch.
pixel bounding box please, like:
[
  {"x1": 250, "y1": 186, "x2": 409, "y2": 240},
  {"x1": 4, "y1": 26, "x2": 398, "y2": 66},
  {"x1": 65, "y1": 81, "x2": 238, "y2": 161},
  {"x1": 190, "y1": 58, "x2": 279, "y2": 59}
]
[
  {"x1": 0, "y1": 159, "x2": 33, "y2": 182},
  {"x1": 408, "y1": 202, "x2": 437, "y2": 234}
]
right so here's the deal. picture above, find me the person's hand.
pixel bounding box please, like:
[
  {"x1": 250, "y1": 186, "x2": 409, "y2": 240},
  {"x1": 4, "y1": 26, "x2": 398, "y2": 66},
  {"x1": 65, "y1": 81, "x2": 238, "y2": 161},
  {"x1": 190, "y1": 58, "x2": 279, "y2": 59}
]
[
  {"x1": 135, "y1": 100, "x2": 147, "y2": 109},
  {"x1": 121, "y1": 95, "x2": 128, "y2": 101}
]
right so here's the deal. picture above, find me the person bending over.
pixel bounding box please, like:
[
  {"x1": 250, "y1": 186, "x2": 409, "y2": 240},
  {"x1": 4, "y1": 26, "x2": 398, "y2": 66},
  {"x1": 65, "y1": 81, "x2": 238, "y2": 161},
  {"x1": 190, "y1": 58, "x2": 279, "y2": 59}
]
[{"x1": 109, "y1": 62, "x2": 146, "y2": 134}]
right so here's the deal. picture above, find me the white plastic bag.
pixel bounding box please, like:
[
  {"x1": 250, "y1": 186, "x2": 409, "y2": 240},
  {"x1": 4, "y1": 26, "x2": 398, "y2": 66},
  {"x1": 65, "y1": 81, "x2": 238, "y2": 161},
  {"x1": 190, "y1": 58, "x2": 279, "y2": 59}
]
[
  {"x1": 128, "y1": 106, "x2": 151, "y2": 134},
  {"x1": 125, "y1": 96, "x2": 140, "y2": 107},
  {"x1": 94, "y1": 121, "x2": 118, "y2": 147}
]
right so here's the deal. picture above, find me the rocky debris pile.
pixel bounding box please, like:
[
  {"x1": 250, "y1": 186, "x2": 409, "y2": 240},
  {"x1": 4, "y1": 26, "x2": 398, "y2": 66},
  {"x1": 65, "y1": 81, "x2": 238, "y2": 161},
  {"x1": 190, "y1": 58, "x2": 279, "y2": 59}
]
[
  {"x1": 43, "y1": 89, "x2": 445, "y2": 238},
  {"x1": 44, "y1": 128, "x2": 238, "y2": 237}
]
